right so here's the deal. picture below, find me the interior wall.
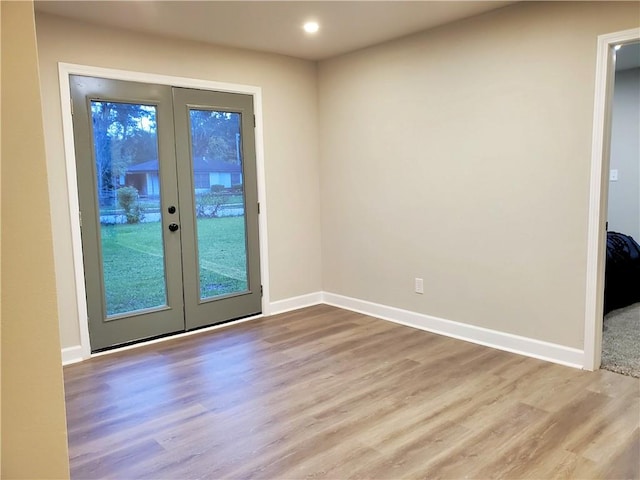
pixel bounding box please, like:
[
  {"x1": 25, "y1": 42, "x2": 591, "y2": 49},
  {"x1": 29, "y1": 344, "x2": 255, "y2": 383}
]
[
  {"x1": 1, "y1": 2, "x2": 70, "y2": 478},
  {"x1": 607, "y1": 66, "x2": 640, "y2": 241},
  {"x1": 35, "y1": 13, "x2": 322, "y2": 350},
  {"x1": 318, "y1": 1, "x2": 640, "y2": 349}
]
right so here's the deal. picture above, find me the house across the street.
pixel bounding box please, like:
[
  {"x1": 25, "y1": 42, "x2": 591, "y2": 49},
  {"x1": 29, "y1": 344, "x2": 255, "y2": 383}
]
[{"x1": 125, "y1": 156, "x2": 243, "y2": 195}]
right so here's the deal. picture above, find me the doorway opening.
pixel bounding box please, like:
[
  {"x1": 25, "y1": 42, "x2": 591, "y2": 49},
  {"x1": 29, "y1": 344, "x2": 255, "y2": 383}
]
[
  {"x1": 584, "y1": 28, "x2": 640, "y2": 372},
  {"x1": 59, "y1": 65, "x2": 270, "y2": 358},
  {"x1": 601, "y1": 42, "x2": 640, "y2": 377}
]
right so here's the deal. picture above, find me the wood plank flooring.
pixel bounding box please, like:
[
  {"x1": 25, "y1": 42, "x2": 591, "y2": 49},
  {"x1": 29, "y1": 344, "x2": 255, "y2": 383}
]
[{"x1": 63, "y1": 305, "x2": 640, "y2": 479}]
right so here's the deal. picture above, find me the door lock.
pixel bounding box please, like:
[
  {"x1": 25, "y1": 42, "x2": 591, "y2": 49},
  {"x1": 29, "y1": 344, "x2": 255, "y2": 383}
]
[
  {"x1": 168, "y1": 223, "x2": 179, "y2": 232},
  {"x1": 168, "y1": 205, "x2": 176, "y2": 214}
]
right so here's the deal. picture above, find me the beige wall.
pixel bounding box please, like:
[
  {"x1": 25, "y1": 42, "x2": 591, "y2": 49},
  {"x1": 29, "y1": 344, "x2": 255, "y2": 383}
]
[
  {"x1": 34, "y1": 3, "x2": 639, "y2": 353},
  {"x1": 608, "y1": 66, "x2": 640, "y2": 240},
  {"x1": 1, "y1": 2, "x2": 70, "y2": 478},
  {"x1": 318, "y1": 2, "x2": 640, "y2": 349},
  {"x1": 35, "y1": 13, "x2": 322, "y2": 349}
]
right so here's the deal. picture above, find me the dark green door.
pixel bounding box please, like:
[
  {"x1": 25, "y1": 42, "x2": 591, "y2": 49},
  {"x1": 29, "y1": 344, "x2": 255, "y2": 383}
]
[{"x1": 71, "y1": 76, "x2": 261, "y2": 351}]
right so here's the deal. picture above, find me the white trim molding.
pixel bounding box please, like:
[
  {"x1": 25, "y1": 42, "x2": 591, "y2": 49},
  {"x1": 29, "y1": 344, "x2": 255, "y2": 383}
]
[
  {"x1": 324, "y1": 292, "x2": 584, "y2": 369},
  {"x1": 63, "y1": 291, "x2": 585, "y2": 368},
  {"x1": 57, "y1": 63, "x2": 270, "y2": 360},
  {"x1": 584, "y1": 28, "x2": 640, "y2": 371},
  {"x1": 270, "y1": 292, "x2": 324, "y2": 315},
  {"x1": 61, "y1": 346, "x2": 84, "y2": 366}
]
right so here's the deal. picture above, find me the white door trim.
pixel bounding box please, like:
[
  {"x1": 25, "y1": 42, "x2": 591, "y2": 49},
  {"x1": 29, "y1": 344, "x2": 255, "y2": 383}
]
[
  {"x1": 584, "y1": 28, "x2": 640, "y2": 371},
  {"x1": 58, "y1": 62, "x2": 271, "y2": 360}
]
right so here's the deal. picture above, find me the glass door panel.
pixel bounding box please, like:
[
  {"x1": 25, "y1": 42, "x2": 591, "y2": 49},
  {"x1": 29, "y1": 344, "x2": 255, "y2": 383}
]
[
  {"x1": 90, "y1": 101, "x2": 168, "y2": 316},
  {"x1": 173, "y1": 87, "x2": 262, "y2": 331},
  {"x1": 188, "y1": 109, "x2": 249, "y2": 300},
  {"x1": 71, "y1": 75, "x2": 184, "y2": 351}
]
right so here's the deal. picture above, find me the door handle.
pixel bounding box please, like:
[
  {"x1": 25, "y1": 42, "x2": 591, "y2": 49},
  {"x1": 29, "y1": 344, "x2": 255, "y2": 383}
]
[{"x1": 168, "y1": 223, "x2": 179, "y2": 232}]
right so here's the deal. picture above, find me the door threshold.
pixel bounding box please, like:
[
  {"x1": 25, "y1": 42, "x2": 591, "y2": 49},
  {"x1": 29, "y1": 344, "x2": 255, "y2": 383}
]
[{"x1": 90, "y1": 312, "x2": 263, "y2": 359}]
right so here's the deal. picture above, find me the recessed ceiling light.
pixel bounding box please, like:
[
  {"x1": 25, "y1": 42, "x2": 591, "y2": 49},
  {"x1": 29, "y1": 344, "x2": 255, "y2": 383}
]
[{"x1": 303, "y1": 22, "x2": 319, "y2": 34}]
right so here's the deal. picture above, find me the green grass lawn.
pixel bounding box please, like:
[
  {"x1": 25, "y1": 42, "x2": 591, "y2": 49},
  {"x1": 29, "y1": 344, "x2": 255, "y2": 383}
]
[{"x1": 101, "y1": 217, "x2": 247, "y2": 316}]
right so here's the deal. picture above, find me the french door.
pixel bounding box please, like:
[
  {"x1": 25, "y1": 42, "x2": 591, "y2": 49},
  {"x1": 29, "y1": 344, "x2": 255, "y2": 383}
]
[{"x1": 70, "y1": 76, "x2": 261, "y2": 351}]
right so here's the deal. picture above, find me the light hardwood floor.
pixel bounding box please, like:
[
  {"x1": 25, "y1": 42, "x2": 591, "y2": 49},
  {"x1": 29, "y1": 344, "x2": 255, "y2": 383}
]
[{"x1": 64, "y1": 304, "x2": 640, "y2": 479}]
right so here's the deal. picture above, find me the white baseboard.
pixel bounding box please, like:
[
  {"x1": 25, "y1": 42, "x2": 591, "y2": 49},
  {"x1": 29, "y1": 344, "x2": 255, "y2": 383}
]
[
  {"x1": 323, "y1": 292, "x2": 584, "y2": 369},
  {"x1": 62, "y1": 290, "x2": 585, "y2": 369},
  {"x1": 61, "y1": 345, "x2": 84, "y2": 366},
  {"x1": 269, "y1": 291, "x2": 324, "y2": 315}
]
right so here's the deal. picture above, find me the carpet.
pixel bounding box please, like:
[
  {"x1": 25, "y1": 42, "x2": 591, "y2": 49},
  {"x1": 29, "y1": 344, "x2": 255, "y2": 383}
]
[{"x1": 602, "y1": 302, "x2": 640, "y2": 378}]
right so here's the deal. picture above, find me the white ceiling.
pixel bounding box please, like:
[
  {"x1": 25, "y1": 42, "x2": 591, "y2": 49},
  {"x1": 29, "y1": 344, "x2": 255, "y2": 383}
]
[{"x1": 34, "y1": 1, "x2": 514, "y2": 61}]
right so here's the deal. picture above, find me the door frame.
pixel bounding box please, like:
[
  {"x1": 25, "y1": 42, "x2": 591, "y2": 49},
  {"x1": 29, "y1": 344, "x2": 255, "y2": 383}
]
[
  {"x1": 58, "y1": 62, "x2": 271, "y2": 360},
  {"x1": 584, "y1": 27, "x2": 640, "y2": 371}
]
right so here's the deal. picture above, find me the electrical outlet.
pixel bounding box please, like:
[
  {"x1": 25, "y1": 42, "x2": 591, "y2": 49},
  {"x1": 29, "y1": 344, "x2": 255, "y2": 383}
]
[{"x1": 415, "y1": 278, "x2": 424, "y2": 294}]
